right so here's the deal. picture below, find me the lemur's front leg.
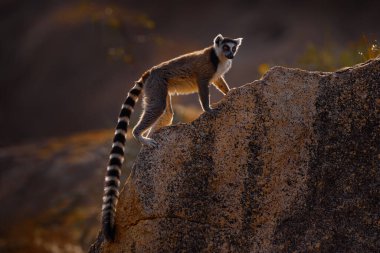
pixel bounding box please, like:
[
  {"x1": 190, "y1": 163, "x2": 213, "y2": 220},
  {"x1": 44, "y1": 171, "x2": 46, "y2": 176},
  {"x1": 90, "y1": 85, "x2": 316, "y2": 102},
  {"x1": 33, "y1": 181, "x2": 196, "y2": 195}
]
[
  {"x1": 197, "y1": 79, "x2": 214, "y2": 113},
  {"x1": 213, "y1": 76, "x2": 230, "y2": 95}
]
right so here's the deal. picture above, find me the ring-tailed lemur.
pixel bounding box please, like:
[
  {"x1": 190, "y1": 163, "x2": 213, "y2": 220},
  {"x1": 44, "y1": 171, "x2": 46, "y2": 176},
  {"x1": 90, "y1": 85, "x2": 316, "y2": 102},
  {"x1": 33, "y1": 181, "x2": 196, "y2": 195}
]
[{"x1": 101, "y1": 34, "x2": 242, "y2": 241}]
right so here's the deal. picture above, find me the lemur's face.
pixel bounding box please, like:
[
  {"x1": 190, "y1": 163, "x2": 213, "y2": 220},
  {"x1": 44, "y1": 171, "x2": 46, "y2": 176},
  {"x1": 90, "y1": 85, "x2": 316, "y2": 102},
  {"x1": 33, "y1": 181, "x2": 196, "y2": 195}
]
[{"x1": 213, "y1": 34, "x2": 242, "y2": 60}]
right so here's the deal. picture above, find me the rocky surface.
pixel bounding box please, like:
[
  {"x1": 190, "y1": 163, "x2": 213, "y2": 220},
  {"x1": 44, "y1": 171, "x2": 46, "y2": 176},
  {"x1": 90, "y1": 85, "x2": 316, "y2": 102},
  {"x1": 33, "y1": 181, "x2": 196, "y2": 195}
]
[{"x1": 90, "y1": 57, "x2": 380, "y2": 252}]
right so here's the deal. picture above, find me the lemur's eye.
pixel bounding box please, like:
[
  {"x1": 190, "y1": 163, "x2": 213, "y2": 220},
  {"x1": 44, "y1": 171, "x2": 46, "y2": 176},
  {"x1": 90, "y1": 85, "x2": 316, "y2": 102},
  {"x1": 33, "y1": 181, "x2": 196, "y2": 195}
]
[
  {"x1": 223, "y1": 45, "x2": 229, "y2": 51},
  {"x1": 232, "y1": 46, "x2": 236, "y2": 52}
]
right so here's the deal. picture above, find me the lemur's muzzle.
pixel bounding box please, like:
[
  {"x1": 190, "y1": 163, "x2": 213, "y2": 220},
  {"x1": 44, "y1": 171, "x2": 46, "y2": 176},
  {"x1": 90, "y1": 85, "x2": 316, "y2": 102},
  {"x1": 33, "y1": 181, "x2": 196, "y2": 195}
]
[{"x1": 226, "y1": 53, "x2": 234, "y2": 59}]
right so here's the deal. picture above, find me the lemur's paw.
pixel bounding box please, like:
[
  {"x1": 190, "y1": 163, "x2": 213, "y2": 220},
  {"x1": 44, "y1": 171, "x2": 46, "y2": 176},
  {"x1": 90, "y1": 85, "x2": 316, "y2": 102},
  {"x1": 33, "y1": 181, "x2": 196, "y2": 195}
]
[
  {"x1": 147, "y1": 139, "x2": 159, "y2": 148},
  {"x1": 139, "y1": 136, "x2": 159, "y2": 148},
  {"x1": 205, "y1": 107, "x2": 219, "y2": 115}
]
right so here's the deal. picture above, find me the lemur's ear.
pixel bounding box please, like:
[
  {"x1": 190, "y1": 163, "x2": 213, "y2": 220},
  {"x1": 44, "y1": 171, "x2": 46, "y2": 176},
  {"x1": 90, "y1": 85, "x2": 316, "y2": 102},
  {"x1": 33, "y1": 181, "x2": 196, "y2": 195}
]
[
  {"x1": 214, "y1": 34, "x2": 224, "y2": 45},
  {"x1": 235, "y1": 38, "x2": 243, "y2": 46}
]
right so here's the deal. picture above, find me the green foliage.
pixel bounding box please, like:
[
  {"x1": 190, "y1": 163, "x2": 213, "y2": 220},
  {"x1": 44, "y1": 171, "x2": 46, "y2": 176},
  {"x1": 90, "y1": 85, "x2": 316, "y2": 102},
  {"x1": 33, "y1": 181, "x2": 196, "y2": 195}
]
[
  {"x1": 297, "y1": 35, "x2": 379, "y2": 71},
  {"x1": 54, "y1": 2, "x2": 158, "y2": 64},
  {"x1": 257, "y1": 36, "x2": 379, "y2": 76}
]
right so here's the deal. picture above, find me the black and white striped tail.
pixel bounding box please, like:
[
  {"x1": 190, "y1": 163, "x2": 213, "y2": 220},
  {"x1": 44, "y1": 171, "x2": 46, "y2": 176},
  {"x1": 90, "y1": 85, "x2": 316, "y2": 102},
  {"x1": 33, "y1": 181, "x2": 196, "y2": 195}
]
[{"x1": 102, "y1": 81, "x2": 143, "y2": 241}]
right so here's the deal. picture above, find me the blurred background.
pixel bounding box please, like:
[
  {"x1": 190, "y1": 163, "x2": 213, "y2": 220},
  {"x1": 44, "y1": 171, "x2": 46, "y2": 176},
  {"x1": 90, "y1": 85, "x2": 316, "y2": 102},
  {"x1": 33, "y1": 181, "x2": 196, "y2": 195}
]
[{"x1": 0, "y1": 0, "x2": 379, "y2": 252}]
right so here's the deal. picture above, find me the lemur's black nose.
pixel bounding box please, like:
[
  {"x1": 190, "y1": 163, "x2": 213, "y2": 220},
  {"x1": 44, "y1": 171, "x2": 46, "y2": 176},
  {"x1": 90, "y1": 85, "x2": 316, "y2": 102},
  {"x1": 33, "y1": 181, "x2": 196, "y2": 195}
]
[{"x1": 226, "y1": 53, "x2": 234, "y2": 59}]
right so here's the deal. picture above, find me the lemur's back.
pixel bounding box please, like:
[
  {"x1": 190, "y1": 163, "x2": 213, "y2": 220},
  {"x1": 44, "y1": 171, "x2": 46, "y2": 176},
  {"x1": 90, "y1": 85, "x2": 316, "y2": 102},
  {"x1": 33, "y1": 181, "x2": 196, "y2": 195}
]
[{"x1": 147, "y1": 46, "x2": 217, "y2": 95}]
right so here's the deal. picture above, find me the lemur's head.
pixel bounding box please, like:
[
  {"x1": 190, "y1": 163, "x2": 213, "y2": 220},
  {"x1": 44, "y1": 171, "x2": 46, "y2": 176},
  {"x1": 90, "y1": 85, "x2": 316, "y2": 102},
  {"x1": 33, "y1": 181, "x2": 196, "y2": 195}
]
[{"x1": 213, "y1": 34, "x2": 242, "y2": 60}]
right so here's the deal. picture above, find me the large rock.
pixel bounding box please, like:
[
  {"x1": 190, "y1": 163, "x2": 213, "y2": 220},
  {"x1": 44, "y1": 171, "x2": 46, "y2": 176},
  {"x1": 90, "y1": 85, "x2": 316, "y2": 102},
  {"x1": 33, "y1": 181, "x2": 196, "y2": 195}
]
[{"x1": 90, "y1": 57, "x2": 380, "y2": 252}]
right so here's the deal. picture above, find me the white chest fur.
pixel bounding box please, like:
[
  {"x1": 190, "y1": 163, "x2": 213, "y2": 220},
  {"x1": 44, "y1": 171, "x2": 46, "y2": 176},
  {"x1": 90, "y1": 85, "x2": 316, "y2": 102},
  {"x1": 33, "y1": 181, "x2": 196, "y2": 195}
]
[{"x1": 212, "y1": 59, "x2": 232, "y2": 81}]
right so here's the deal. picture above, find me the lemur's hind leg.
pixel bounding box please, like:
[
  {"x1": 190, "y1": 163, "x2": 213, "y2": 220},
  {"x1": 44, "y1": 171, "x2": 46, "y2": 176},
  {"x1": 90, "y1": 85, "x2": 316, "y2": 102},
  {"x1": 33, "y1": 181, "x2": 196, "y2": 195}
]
[
  {"x1": 132, "y1": 83, "x2": 167, "y2": 148},
  {"x1": 148, "y1": 95, "x2": 173, "y2": 135}
]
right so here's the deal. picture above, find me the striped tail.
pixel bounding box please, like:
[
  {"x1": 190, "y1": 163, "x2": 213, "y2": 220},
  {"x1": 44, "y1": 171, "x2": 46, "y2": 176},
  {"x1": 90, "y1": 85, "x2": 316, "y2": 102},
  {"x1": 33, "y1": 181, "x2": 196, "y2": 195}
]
[{"x1": 101, "y1": 81, "x2": 143, "y2": 241}]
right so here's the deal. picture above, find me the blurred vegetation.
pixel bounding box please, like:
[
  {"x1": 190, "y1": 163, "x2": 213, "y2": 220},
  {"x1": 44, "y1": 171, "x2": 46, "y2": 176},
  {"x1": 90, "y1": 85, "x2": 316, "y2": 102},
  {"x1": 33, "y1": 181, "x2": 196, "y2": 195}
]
[
  {"x1": 53, "y1": 1, "x2": 162, "y2": 65},
  {"x1": 298, "y1": 35, "x2": 379, "y2": 71},
  {"x1": 258, "y1": 35, "x2": 379, "y2": 76},
  {"x1": 54, "y1": 2, "x2": 155, "y2": 30}
]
